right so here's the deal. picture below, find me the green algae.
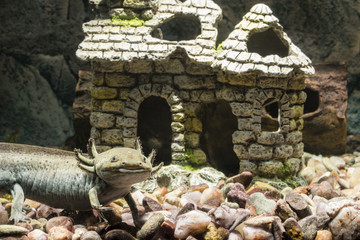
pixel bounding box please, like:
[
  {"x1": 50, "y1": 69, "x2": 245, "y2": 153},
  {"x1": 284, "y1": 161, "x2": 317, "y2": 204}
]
[{"x1": 111, "y1": 16, "x2": 145, "y2": 27}]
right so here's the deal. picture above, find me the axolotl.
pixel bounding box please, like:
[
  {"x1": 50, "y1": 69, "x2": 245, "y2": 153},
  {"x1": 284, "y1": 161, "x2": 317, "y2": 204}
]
[{"x1": 0, "y1": 139, "x2": 161, "y2": 224}]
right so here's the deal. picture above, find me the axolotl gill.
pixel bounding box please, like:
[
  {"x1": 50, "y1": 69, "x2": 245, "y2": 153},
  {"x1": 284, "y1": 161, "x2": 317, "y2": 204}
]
[{"x1": 0, "y1": 139, "x2": 162, "y2": 224}]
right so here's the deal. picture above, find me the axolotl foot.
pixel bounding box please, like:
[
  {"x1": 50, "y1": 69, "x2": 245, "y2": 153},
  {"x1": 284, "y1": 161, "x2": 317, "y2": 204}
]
[{"x1": 9, "y1": 183, "x2": 28, "y2": 223}]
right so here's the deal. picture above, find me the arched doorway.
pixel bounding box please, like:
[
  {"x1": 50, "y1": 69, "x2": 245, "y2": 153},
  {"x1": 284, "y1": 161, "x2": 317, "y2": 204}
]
[
  {"x1": 197, "y1": 100, "x2": 239, "y2": 176},
  {"x1": 137, "y1": 96, "x2": 172, "y2": 166}
]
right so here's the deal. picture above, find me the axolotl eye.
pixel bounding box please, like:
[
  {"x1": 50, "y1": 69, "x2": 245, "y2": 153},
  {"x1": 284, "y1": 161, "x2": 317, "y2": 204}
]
[
  {"x1": 111, "y1": 156, "x2": 118, "y2": 162},
  {"x1": 143, "y1": 156, "x2": 146, "y2": 163}
]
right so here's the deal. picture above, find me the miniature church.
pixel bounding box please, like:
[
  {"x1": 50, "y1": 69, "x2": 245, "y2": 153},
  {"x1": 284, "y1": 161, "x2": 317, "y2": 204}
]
[{"x1": 77, "y1": 0, "x2": 314, "y2": 176}]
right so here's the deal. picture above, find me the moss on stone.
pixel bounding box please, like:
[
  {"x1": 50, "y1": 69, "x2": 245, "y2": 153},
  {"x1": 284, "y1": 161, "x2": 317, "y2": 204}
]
[
  {"x1": 111, "y1": 16, "x2": 145, "y2": 27},
  {"x1": 181, "y1": 149, "x2": 207, "y2": 171}
]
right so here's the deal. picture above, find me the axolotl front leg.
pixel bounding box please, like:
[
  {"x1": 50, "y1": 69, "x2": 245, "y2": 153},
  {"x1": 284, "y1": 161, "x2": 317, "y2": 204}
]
[{"x1": 9, "y1": 183, "x2": 27, "y2": 223}]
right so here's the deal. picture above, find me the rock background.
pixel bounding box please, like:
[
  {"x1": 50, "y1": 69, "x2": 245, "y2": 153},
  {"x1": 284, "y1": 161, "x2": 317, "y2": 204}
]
[{"x1": 0, "y1": 0, "x2": 359, "y2": 147}]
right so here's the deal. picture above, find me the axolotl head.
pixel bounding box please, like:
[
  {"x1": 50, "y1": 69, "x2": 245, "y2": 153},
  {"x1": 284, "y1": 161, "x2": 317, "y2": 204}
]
[
  {"x1": 76, "y1": 139, "x2": 157, "y2": 187},
  {"x1": 94, "y1": 147, "x2": 154, "y2": 186}
]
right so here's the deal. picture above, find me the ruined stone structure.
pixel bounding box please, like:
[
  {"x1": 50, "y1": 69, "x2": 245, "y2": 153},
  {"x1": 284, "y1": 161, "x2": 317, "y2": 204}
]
[{"x1": 77, "y1": 0, "x2": 314, "y2": 177}]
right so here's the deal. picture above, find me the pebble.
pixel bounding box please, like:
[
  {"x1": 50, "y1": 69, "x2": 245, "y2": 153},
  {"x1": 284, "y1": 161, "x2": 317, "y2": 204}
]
[
  {"x1": 142, "y1": 196, "x2": 163, "y2": 212},
  {"x1": 246, "y1": 192, "x2": 276, "y2": 215},
  {"x1": 274, "y1": 199, "x2": 298, "y2": 221},
  {"x1": 174, "y1": 210, "x2": 211, "y2": 239},
  {"x1": 0, "y1": 205, "x2": 9, "y2": 224},
  {"x1": 298, "y1": 215, "x2": 318, "y2": 240},
  {"x1": 203, "y1": 222, "x2": 228, "y2": 240},
  {"x1": 227, "y1": 183, "x2": 249, "y2": 208},
  {"x1": 328, "y1": 206, "x2": 360, "y2": 240},
  {"x1": 285, "y1": 192, "x2": 312, "y2": 218},
  {"x1": 48, "y1": 226, "x2": 73, "y2": 240},
  {"x1": 79, "y1": 231, "x2": 101, "y2": 240},
  {"x1": 225, "y1": 171, "x2": 253, "y2": 188},
  {"x1": 104, "y1": 229, "x2": 136, "y2": 240},
  {"x1": 0, "y1": 225, "x2": 29, "y2": 236},
  {"x1": 200, "y1": 187, "x2": 222, "y2": 205},
  {"x1": 315, "y1": 230, "x2": 333, "y2": 240},
  {"x1": 2, "y1": 151, "x2": 360, "y2": 240},
  {"x1": 283, "y1": 217, "x2": 303, "y2": 240},
  {"x1": 45, "y1": 216, "x2": 73, "y2": 233},
  {"x1": 28, "y1": 229, "x2": 48, "y2": 240},
  {"x1": 136, "y1": 213, "x2": 164, "y2": 240}
]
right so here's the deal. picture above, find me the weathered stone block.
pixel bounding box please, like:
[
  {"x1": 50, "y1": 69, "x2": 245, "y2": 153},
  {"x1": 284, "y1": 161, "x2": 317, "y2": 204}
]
[
  {"x1": 288, "y1": 77, "x2": 305, "y2": 90},
  {"x1": 174, "y1": 75, "x2": 205, "y2": 90},
  {"x1": 258, "y1": 78, "x2": 287, "y2": 89},
  {"x1": 173, "y1": 133, "x2": 185, "y2": 142},
  {"x1": 105, "y1": 73, "x2": 136, "y2": 87},
  {"x1": 232, "y1": 131, "x2": 255, "y2": 144},
  {"x1": 297, "y1": 91, "x2": 307, "y2": 104},
  {"x1": 119, "y1": 88, "x2": 130, "y2": 100},
  {"x1": 199, "y1": 91, "x2": 215, "y2": 102},
  {"x1": 248, "y1": 144, "x2": 273, "y2": 160},
  {"x1": 123, "y1": 127, "x2": 136, "y2": 137},
  {"x1": 185, "y1": 118, "x2": 202, "y2": 132},
  {"x1": 91, "y1": 87, "x2": 118, "y2": 99},
  {"x1": 238, "y1": 118, "x2": 252, "y2": 130},
  {"x1": 228, "y1": 74, "x2": 256, "y2": 86},
  {"x1": 124, "y1": 108, "x2": 137, "y2": 118},
  {"x1": 172, "y1": 152, "x2": 185, "y2": 162},
  {"x1": 216, "y1": 87, "x2": 235, "y2": 101},
  {"x1": 90, "y1": 112, "x2": 115, "y2": 128},
  {"x1": 286, "y1": 131, "x2": 302, "y2": 145},
  {"x1": 258, "y1": 161, "x2": 283, "y2": 177},
  {"x1": 171, "y1": 103, "x2": 184, "y2": 113},
  {"x1": 292, "y1": 143, "x2": 304, "y2": 158},
  {"x1": 172, "y1": 113, "x2": 185, "y2": 122},
  {"x1": 286, "y1": 158, "x2": 302, "y2": 175},
  {"x1": 93, "y1": 72, "x2": 104, "y2": 86},
  {"x1": 117, "y1": 117, "x2": 137, "y2": 128},
  {"x1": 139, "y1": 84, "x2": 152, "y2": 96},
  {"x1": 184, "y1": 103, "x2": 198, "y2": 117},
  {"x1": 124, "y1": 138, "x2": 136, "y2": 148},
  {"x1": 102, "y1": 129, "x2": 123, "y2": 145},
  {"x1": 171, "y1": 142, "x2": 185, "y2": 152},
  {"x1": 125, "y1": 60, "x2": 153, "y2": 73},
  {"x1": 230, "y1": 102, "x2": 253, "y2": 117},
  {"x1": 274, "y1": 145, "x2": 293, "y2": 159},
  {"x1": 185, "y1": 133, "x2": 200, "y2": 148},
  {"x1": 167, "y1": 92, "x2": 182, "y2": 104},
  {"x1": 90, "y1": 127, "x2": 101, "y2": 144},
  {"x1": 102, "y1": 100, "x2": 124, "y2": 113},
  {"x1": 152, "y1": 75, "x2": 172, "y2": 84},
  {"x1": 240, "y1": 160, "x2": 257, "y2": 174},
  {"x1": 129, "y1": 88, "x2": 142, "y2": 102},
  {"x1": 155, "y1": 59, "x2": 185, "y2": 74},
  {"x1": 171, "y1": 122, "x2": 185, "y2": 132},
  {"x1": 91, "y1": 99, "x2": 103, "y2": 111},
  {"x1": 234, "y1": 144, "x2": 248, "y2": 159},
  {"x1": 257, "y1": 132, "x2": 284, "y2": 145}
]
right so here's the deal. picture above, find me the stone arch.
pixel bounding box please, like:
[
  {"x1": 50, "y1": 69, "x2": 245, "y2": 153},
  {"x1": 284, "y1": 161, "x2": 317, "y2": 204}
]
[{"x1": 123, "y1": 84, "x2": 185, "y2": 164}]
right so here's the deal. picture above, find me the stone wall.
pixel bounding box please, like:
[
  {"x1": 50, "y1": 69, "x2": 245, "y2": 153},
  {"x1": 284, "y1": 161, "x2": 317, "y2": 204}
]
[{"x1": 89, "y1": 52, "x2": 305, "y2": 176}]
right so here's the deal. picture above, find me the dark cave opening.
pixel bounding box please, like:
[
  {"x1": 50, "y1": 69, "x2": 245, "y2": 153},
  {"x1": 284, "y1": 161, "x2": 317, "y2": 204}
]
[
  {"x1": 137, "y1": 96, "x2": 172, "y2": 166},
  {"x1": 197, "y1": 100, "x2": 239, "y2": 176}
]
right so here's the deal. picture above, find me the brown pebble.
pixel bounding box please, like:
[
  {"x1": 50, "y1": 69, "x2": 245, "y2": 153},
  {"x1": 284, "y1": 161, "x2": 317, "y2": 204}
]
[
  {"x1": 188, "y1": 183, "x2": 209, "y2": 193},
  {"x1": 143, "y1": 196, "x2": 163, "y2": 212},
  {"x1": 315, "y1": 230, "x2": 333, "y2": 240},
  {"x1": 45, "y1": 216, "x2": 74, "y2": 233},
  {"x1": 292, "y1": 186, "x2": 308, "y2": 194},
  {"x1": 226, "y1": 171, "x2": 253, "y2": 188},
  {"x1": 105, "y1": 229, "x2": 136, "y2": 240}
]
